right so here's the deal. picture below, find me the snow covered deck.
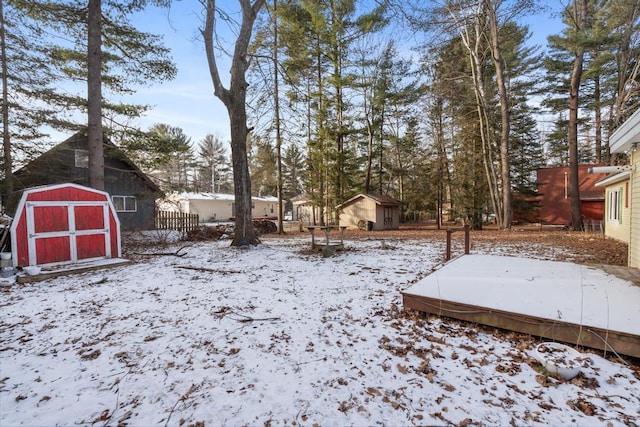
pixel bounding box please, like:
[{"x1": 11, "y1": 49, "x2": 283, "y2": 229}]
[{"x1": 402, "y1": 255, "x2": 640, "y2": 358}]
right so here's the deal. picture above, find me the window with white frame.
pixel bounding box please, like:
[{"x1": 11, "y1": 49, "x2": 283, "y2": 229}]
[
  {"x1": 608, "y1": 188, "x2": 621, "y2": 222},
  {"x1": 112, "y1": 195, "x2": 137, "y2": 212},
  {"x1": 75, "y1": 149, "x2": 89, "y2": 168}
]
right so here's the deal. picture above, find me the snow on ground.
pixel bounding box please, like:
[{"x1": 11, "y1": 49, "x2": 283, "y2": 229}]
[{"x1": 1, "y1": 236, "x2": 638, "y2": 426}]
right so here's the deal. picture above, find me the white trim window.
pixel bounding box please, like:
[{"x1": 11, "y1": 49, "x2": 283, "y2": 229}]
[
  {"x1": 112, "y1": 195, "x2": 137, "y2": 212},
  {"x1": 607, "y1": 188, "x2": 622, "y2": 222}
]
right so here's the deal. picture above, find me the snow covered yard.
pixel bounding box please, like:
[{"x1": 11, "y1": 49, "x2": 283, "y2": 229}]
[{"x1": 1, "y1": 235, "x2": 638, "y2": 426}]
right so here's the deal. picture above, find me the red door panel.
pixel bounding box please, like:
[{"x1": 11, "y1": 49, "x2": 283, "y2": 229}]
[
  {"x1": 35, "y1": 236, "x2": 71, "y2": 264},
  {"x1": 75, "y1": 205, "x2": 104, "y2": 230},
  {"x1": 33, "y1": 206, "x2": 69, "y2": 233},
  {"x1": 76, "y1": 234, "x2": 107, "y2": 259}
]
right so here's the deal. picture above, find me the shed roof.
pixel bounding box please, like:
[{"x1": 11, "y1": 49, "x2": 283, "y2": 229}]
[{"x1": 338, "y1": 193, "x2": 401, "y2": 208}]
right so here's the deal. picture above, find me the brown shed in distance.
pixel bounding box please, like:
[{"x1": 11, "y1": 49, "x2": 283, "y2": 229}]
[
  {"x1": 537, "y1": 165, "x2": 608, "y2": 226},
  {"x1": 337, "y1": 194, "x2": 401, "y2": 230}
]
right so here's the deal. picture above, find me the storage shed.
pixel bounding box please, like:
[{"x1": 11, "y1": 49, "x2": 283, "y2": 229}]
[
  {"x1": 10, "y1": 183, "x2": 121, "y2": 267},
  {"x1": 337, "y1": 193, "x2": 401, "y2": 230}
]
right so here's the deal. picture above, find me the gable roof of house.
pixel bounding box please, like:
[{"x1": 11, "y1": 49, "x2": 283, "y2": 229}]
[
  {"x1": 13, "y1": 131, "x2": 162, "y2": 195},
  {"x1": 337, "y1": 193, "x2": 401, "y2": 208}
]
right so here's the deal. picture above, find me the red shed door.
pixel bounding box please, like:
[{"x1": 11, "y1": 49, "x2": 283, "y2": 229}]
[{"x1": 26, "y1": 201, "x2": 112, "y2": 266}]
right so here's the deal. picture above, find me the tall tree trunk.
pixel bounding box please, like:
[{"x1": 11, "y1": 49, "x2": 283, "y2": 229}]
[
  {"x1": 594, "y1": 72, "x2": 602, "y2": 163},
  {"x1": 273, "y1": 0, "x2": 284, "y2": 234},
  {"x1": 486, "y1": 0, "x2": 512, "y2": 229},
  {"x1": 568, "y1": 0, "x2": 587, "y2": 231},
  {"x1": 452, "y1": 4, "x2": 503, "y2": 227},
  {"x1": 0, "y1": 0, "x2": 12, "y2": 197},
  {"x1": 204, "y1": 0, "x2": 265, "y2": 246},
  {"x1": 87, "y1": 0, "x2": 104, "y2": 190}
]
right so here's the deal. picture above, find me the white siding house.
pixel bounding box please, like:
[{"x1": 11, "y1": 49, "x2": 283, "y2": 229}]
[
  {"x1": 158, "y1": 193, "x2": 277, "y2": 222},
  {"x1": 596, "y1": 172, "x2": 631, "y2": 244},
  {"x1": 607, "y1": 108, "x2": 640, "y2": 268}
]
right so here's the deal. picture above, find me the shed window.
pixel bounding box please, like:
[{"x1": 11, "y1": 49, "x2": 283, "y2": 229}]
[
  {"x1": 75, "y1": 150, "x2": 89, "y2": 168},
  {"x1": 112, "y1": 195, "x2": 137, "y2": 212}
]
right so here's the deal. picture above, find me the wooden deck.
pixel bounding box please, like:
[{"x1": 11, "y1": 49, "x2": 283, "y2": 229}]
[
  {"x1": 402, "y1": 255, "x2": 640, "y2": 359},
  {"x1": 17, "y1": 258, "x2": 131, "y2": 284}
]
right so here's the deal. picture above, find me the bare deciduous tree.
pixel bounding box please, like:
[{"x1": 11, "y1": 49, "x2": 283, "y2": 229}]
[{"x1": 203, "y1": 0, "x2": 266, "y2": 246}]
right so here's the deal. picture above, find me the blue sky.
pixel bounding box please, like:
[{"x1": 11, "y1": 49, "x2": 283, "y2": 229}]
[{"x1": 121, "y1": 1, "x2": 564, "y2": 148}]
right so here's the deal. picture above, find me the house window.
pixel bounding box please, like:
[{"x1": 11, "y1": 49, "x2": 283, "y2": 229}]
[
  {"x1": 75, "y1": 149, "x2": 89, "y2": 168},
  {"x1": 608, "y1": 188, "x2": 621, "y2": 222},
  {"x1": 112, "y1": 195, "x2": 137, "y2": 212}
]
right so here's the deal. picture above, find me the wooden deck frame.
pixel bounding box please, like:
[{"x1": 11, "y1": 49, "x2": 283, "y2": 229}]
[
  {"x1": 402, "y1": 292, "x2": 640, "y2": 359},
  {"x1": 17, "y1": 258, "x2": 131, "y2": 284}
]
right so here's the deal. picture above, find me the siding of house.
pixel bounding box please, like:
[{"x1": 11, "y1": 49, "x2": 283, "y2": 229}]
[
  {"x1": 630, "y1": 150, "x2": 640, "y2": 268},
  {"x1": 253, "y1": 200, "x2": 277, "y2": 218},
  {"x1": 537, "y1": 166, "x2": 607, "y2": 225},
  {"x1": 603, "y1": 182, "x2": 631, "y2": 244},
  {"x1": 163, "y1": 193, "x2": 277, "y2": 222},
  {"x1": 186, "y1": 199, "x2": 233, "y2": 221}
]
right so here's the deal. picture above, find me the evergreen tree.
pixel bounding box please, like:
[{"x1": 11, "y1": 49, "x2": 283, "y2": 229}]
[
  {"x1": 197, "y1": 134, "x2": 231, "y2": 193},
  {"x1": 282, "y1": 143, "x2": 304, "y2": 204},
  {"x1": 146, "y1": 123, "x2": 194, "y2": 192},
  {"x1": 249, "y1": 135, "x2": 278, "y2": 197},
  {"x1": 1, "y1": 0, "x2": 61, "y2": 197}
]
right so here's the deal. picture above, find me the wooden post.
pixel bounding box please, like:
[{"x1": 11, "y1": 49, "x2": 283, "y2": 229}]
[
  {"x1": 445, "y1": 229, "x2": 453, "y2": 261},
  {"x1": 464, "y1": 224, "x2": 470, "y2": 255}
]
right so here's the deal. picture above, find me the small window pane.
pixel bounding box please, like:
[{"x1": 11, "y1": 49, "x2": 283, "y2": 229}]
[
  {"x1": 75, "y1": 150, "x2": 88, "y2": 168},
  {"x1": 111, "y1": 195, "x2": 137, "y2": 212}
]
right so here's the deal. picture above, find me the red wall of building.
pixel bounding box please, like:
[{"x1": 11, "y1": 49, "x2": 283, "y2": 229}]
[{"x1": 537, "y1": 165, "x2": 608, "y2": 225}]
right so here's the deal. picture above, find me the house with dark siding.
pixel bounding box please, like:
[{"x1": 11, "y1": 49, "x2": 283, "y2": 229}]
[{"x1": 8, "y1": 131, "x2": 162, "y2": 230}]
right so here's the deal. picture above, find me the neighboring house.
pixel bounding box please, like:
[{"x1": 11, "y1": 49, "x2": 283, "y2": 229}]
[
  {"x1": 337, "y1": 193, "x2": 401, "y2": 230},
  {"x1": 9, "y1": 131, "x2": 162, "y2": 230},
  {"x1": 291, "y1": 194, "x2": 322, "y2": 225},
  {"x1": 606, "y1": 108, "x2": 640, "y2": 268},
  {"x1": 159, "y1": 192, "x2": 277, "y2": 222},
  {"x1": 537, "y1": 165, "x2": 608, "y2": 226},
  {"x1": 595, "y1": 171, "x2": 631, "y2": 244}
]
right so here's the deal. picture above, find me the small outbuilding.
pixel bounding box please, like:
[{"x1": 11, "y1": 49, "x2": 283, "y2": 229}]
[
  {"x1": 337, "y1": 194, "x2": 401, "y2": 230},
  {"x1": 10, "y1": 183, "x2": 121, "y2": 268}
]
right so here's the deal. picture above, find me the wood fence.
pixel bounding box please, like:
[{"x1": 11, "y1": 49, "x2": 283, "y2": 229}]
[{"x1": 155, "y1": 211, "x2": 200, "y2": 232}]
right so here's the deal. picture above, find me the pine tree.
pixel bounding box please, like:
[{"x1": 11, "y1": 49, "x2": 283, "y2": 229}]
[
  {"x1": 147, "y1": 124, "x2": 194, "y2": 192},
  {"x1": 197, "y1": 134, "x2": 230, "y2": 193}
]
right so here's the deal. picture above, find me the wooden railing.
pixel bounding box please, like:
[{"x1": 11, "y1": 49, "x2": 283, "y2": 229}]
[{"x1": 155, "y1": 211, "x2": 200, "y2": 232}]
